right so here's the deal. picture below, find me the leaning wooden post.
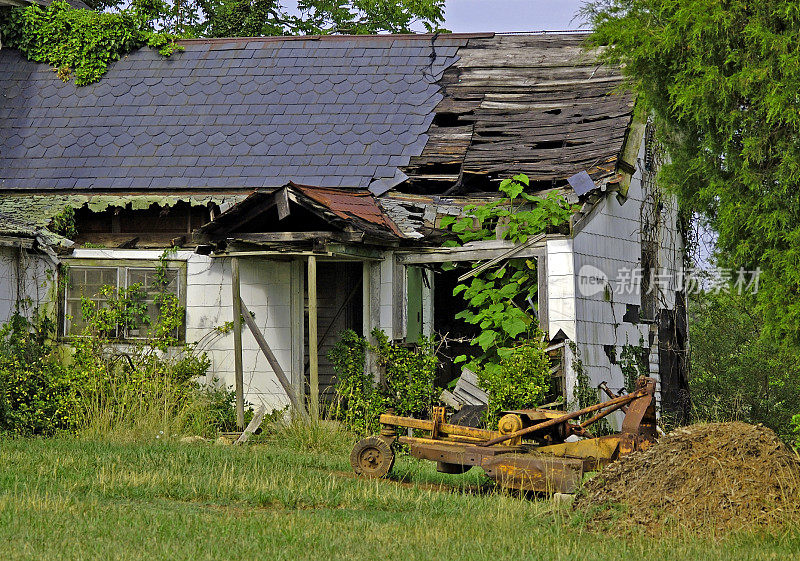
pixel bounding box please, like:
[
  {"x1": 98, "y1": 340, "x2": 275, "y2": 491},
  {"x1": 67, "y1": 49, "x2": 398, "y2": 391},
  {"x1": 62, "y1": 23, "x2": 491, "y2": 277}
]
[
  {"x1": 239, "y1": 298, "x2": 309, "y2": 422},
  {"x1": 231, "y1": 256, "x2": 245, "y2": 430},
  {"x1": 308, "y1": 255, "x2": 319, "y2": 421}
]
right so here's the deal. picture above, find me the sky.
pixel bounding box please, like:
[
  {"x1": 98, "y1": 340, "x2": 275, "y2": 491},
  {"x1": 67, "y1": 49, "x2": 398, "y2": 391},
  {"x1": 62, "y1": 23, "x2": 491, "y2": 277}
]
[{"x1": 443, "y1": 0, "x2": 589, "y2": 33}]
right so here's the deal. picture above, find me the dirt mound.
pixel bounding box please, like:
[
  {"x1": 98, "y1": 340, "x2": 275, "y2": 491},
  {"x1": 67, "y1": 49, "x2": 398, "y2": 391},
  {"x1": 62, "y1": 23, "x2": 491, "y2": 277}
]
[{"x1": 574, "y1": 422, "x2": 800, "y2": 535}]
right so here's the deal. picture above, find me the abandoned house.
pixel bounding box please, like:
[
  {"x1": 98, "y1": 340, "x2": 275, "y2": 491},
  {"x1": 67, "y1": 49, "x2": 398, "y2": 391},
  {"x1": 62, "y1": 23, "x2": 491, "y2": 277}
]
[{"x1": 0, "y1": 32, "x2": 690, "y2": 424}]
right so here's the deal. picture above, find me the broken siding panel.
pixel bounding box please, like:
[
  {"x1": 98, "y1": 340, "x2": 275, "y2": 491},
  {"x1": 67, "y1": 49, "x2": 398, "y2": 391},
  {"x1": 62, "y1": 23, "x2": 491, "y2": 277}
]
[
  {"x1": 571, "y1": 134, "x2": 682, "y2": 415},
  {"x1": 571, "y1": 137, "x2": 648, "y2": 399},
  {"x1": 545, "y1": 238, "x2": 576, "y2": 341}
]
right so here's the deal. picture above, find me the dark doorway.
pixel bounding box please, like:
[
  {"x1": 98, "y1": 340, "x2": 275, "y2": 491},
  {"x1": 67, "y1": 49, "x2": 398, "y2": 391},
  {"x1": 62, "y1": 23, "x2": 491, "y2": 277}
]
[
  {"x1": 433, "y1": 266, "x2": 480, "y2": 387},
  {"x1": 658, "y1": 292, "x2": 690, "y2": 424},
  {"x1": 305, "y1": 261, "x2": 363, "y2": 403}
]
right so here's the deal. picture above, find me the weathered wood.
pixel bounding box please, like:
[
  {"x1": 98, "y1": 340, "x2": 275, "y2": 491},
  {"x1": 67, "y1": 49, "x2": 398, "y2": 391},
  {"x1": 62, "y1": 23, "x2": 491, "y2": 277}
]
[
  {"x1": 396, "y1": 237, "x2": 550, "y2": 264},
  {"x1": 239, "y1": 298, "x2": 310, "y2": 421},
  {"x1": 402, "y1": 34, "x2": 634, "y2": 192},
  {"x1": 234, "y1": 404, "x2": 267, "y2": 445},
  {"x1": 275, "y1": 187, "x2": 290, "y2": 221},
  {"x1": 231, "y1": 256, "x2": 244, "y2": 430},
  {"x1": 307, "y1": 255, "x2": 319, "y2": 420},
  {"x1": 231, "y1": 231, "x2": 364, "y2": 243}
]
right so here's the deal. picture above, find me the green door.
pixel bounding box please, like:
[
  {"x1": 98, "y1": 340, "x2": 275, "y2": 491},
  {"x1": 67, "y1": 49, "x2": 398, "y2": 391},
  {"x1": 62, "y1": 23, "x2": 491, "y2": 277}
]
[{"x1": 406, "y1": 267, "x2": 423, "y2": 343}]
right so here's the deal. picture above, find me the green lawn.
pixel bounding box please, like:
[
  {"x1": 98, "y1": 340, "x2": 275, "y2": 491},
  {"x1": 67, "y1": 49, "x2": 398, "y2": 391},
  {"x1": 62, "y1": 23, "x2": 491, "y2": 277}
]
[{"x1": 0, "y1": 433, "x2": 798, "y2": 560}]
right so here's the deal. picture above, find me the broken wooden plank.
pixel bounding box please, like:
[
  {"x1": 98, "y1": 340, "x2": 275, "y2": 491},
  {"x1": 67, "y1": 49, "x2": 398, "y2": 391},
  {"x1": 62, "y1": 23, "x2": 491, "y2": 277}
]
[
  {"x1": 452, "y1": 368, "x2": 489, "y2": 406},
  {"x1": 234, "y1": 404, "x2": 267, "y2": 445}
]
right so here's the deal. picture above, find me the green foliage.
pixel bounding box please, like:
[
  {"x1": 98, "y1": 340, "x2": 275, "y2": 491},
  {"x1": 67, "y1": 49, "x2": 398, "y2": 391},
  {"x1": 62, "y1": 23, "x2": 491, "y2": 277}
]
[
  {"x1": 569, "y1": 341, "x2": 610, "y2": 434},
  {"x1": 791, "y1": 414, "x2": 800, "y2": 450},
  {"x1": 570, "y1": 342, "x2": 596, "y2": 412},
  {"x1": 291, "y1": 0, "x2": 446, "y2": 34},
  {"x1": 328, "y1": 329, "x2": 439, "y2": 434},
  {"x1": 328, "y1": 329, "x2": 379, "y2": 435},
  {"x1": 0, "y1": 248, "x2": 243, "y2": 438},
  {"x1": 0, "y1": 0, "x2": 444, "y2": 83},
  {"x1": 441, "y1": 174, "x2": 573, "y2": 415},
  {"x1": 618, "y1": 341, "x2": 648, "y2": 394},
  {"x1": 49, "y1": 206, "x2": 77, "y2": 239},
  {"x1": 444, "y1": 174, "x2": 574, "y2": 366},
  {"x1": 689, "y1": 287, "x2": 800, "y2": 443},
  {"x1": 372, "y1": 328, "x2": 439, "y2": 417},
  {"x1": 477, "y1": 337, "x2": 550, "y2": 425},
  {"x1": 0, "y1": 0, "x2": 181, "y2": 85},
  {"x1": 0, "y1": 313, "x2": 79, "y2": 435},
  {"x1": 585, "y1": 0, "x2": 800, "y2": 344},
  {"x1": 164, "y1": 0, "x2": 446, "y2": 37}
]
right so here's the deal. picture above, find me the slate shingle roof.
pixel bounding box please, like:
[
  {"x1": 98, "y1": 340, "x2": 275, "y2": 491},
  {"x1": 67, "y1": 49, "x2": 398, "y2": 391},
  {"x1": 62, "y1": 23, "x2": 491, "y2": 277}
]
[{"x1": 0, "y1": 34, "x2": 474, "y2": 191}]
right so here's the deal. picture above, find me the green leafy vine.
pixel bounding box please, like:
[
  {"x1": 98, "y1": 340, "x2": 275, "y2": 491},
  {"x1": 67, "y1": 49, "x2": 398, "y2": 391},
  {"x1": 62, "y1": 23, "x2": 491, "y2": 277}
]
[{"x1": 0, "y1": 0, "x2": 182, "y2": 85}]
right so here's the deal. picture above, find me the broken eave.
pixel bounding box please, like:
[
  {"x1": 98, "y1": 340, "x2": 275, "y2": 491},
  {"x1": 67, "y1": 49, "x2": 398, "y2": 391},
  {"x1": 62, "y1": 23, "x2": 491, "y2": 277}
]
[{"x1": 197, "y1": 183, "x2": 404, "y2": 248}]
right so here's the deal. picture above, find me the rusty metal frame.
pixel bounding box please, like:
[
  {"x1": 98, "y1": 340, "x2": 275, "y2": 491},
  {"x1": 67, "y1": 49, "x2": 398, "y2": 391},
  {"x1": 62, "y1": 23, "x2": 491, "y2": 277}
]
[{"x1": 368, "y1": 377, "x2": 659, "y2": 494}]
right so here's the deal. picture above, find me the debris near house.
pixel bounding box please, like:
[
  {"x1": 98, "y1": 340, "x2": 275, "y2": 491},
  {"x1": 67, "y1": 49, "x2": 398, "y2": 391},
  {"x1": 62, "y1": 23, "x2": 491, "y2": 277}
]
[{"x1": 574, "y1": 422, "x2": 800, "y2": 535}]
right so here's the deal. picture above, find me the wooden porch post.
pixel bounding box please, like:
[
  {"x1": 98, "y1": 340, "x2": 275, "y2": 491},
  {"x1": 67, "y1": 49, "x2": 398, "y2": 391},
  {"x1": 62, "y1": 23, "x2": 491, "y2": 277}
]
[
  {"x1": 231, "y1": 256, "x2": 245, "y2": 430},
  {"x1": 307, "y1": 255, "x2": 319, "y2": 420}
]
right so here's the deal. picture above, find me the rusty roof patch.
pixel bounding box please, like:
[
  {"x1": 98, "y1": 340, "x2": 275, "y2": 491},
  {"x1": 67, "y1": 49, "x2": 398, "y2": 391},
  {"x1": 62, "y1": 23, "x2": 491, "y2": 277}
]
[{"x1": 293, "y1": 184, "x2": 403, "y2": 238}]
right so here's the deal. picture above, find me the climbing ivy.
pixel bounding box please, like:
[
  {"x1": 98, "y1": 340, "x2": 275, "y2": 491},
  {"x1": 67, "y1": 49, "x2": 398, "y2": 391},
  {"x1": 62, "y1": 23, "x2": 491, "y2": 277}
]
[
  {"x1": 0, "y1": 0, "x2": 181, "y2": 85},
  {"x1": 618, "y1": 341, "x2": 649, "y2": 394},
  {"x1": 441, "y1": 174, "x2": 574, "y2": 366}
]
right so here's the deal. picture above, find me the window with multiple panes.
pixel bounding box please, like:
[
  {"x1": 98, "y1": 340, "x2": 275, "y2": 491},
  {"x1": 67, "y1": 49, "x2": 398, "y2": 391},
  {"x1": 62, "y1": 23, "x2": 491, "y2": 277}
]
[{"x1": 64, "y1": 264, "x2": 183, "y2": 339}]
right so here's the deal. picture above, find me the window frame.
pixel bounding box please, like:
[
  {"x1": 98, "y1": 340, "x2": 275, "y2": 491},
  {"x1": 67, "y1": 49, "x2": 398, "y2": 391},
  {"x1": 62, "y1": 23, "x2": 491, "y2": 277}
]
[{"x1": 60, "y1": 258, "x2": 187, "y2": 343}]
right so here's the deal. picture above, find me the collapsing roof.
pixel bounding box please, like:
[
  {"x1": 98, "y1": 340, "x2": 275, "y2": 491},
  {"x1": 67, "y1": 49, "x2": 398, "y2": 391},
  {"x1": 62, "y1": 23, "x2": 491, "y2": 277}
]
[
  {"x1": 0, "y1": 32, "x2": 634, "y2": 198},
  {"x1": 402, "y1": 34, "x2": 635, "y2": 194},
  {"x1": 198, "y1": 183, "x2": 402, "y2": 248}
]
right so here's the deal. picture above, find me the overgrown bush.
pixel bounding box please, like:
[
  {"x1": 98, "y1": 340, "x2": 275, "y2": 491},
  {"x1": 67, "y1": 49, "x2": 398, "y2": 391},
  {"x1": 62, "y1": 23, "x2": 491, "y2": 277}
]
[
  {"x1": 477, "y1": 337, "x2": 550, "y2": 425},
  {"x1": 328, "y1": 330, "x2": 377, "y2": 435},
  {"x1": 0, "y1": 250, "x2": 243, "y2": 438},
  {"x1": 328, "y1": 328, "x2": 439, "y2": 435},
  {"x1": 372, "y1": 329, "x2": 438, "y2": 418},
  {"x1": 0, "y1": 313, "x2": 79, "y2": 435}
]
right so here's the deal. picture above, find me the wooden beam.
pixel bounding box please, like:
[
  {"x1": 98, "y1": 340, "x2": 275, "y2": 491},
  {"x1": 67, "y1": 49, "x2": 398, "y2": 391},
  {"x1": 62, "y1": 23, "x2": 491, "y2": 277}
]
[
  {"x1": 234, "y1": 405, "x2": 266, "y2": 445},
  {"x1": 231, "y1": 256, "x2": 245, "y2": 430},
  {"x1": 204, "y1": 199, "x2": 277, "y2": 235},
  {"x1": 308, "y1": 255, "x2": 319, "y2": 420},
  {"x1": 231, "y1": 231, "x2": 364, "y2": 243},
  {"x1": 275, "y1": 187, "x2": 291, "y2": 220},
  {"x1": 456, "y1": 233, "x2": 546, "y2": 282},
  {"x1": 239, "y1": 298, "x2": 310, "y2": 421},
  {"x1": 396, "y1": 238, "x2": 553, "y2": 265}
]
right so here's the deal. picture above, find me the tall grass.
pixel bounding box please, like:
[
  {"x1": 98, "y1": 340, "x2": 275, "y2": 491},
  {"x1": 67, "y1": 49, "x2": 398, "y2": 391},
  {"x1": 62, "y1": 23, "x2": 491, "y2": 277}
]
[
  {"x1": 1, "y1": 437, "x2": 798, "y2": 560},
  {"x1": 77, "y1": 379, "x2": 236, "y2": 442}
]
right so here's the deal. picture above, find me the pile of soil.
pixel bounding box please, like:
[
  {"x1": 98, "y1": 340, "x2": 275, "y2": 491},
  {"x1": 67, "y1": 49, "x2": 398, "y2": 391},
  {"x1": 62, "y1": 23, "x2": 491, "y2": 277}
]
[{"x1": 573, "y1": 422, "x2": 800, "y2": 535}]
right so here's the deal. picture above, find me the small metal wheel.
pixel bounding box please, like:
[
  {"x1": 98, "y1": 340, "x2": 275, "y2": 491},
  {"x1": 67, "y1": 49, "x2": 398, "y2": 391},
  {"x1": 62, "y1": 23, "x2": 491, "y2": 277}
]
[{"x1": 350, "y1": 436, "x2": 395, "y2": 478}]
